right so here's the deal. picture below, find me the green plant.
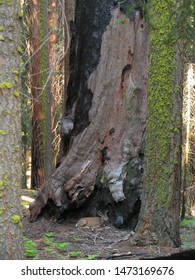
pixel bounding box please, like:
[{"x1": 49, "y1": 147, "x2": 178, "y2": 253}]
[
  {"x1": 44, "y1": 232, "x2": 55, "y2": 238},
  {"x1": 42, "y1": 232, "x2": 69, "y2": 255},
  {"x1": 180, "y1": 218, "x2": 195, "y2": 228},
  {"x1": 21, "y1": 201, "x2": 30, "y2": 207},
  {"x1": 23, "y1": 239, "x2": 38, "y2": 259},
  {"x1": 44, "y1": 247, "x2": 55, "y2": 255},
  {"x1": 42, "y1": 232, "x2": 55, "y2": 245},
  {"x1": 181, "y1": 241, "x2": 195, "y2": 249},
  {"x1": 54, "y1": 242, "x2": 69, "y2": 251},
  {"x1": 69, "y1": 251, "x2": 82, "y2": 257},
  {"x1": 80, "y1": 254, "x2": 99, "y2": 260}
]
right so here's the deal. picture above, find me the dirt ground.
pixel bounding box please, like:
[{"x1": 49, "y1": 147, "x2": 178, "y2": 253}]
[{"x1": 22, "y1": 190, "x2": 195, "y2": 260}]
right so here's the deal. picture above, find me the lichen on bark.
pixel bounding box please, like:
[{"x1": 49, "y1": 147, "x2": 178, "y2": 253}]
[{"x1": 135, "y1": 0, "x2": 183, "y2": 246}]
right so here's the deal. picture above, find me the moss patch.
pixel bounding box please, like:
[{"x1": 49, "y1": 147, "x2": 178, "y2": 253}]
[
  {"x1": 0, "y1": 208, "x2": 5, "y2": 215},
  {"x1": 144, "y1": 0, "x2": 179, "y2": 207},
  {"x1": 18, "y1": 11, "x2": 23, "y2": 18},
  {"x1": 13, "y1": 90, "x2": 20, "y2": 98},
  {"x1": 17, "y1": 46, "x2": 23, "y2": 54},
  {"x1": 12, "y1": 70, "x2": 19, "y2": 75},
  {"x1": 11, "y1": 215, "x2": 21, "y2": 224},
  {"x1": 0, "y1": 130, "x2": 6, "y2": 135},
  {"x1": 0, "y1": 0, "x2": 11, "y2": 5},
  {"x1": 0, "y1": 81, "x2": 12, "y2": 89}
]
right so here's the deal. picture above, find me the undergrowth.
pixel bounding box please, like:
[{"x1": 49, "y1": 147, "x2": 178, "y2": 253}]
[
  {"x1": 23, "y1": 231, "x2": 100, "y2": 260},
  {"x1": 180, "y1": 218, "x2": 195, "y2": 228}
]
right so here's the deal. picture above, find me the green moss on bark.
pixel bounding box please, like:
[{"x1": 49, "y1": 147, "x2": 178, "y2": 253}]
[
  {"x1": 0, "y1": 81, "x2": 12, "y2": 89},
  {"x1": 0, "y1": 0, "x2": 11, "y2": 5},
  {"x1": 135, "y1": 0, "x2": 182, "y2": 247},
  {"x1": 11, "y1": 215, "x2": 22, "y2": 229},
  {"x1": 13, "y1": 90, "x2": 20, "y2": 98},
  {"x1": 144, "y1": 0, "x2": 180, "y2": 207},
  {"x1": 0, "y1": 208, "x2": 5, "y2": 215},
  {"x1": 0, "y1": 130, "x2": 6, "y2": 135},
  {"x1": 0, "y1": 0, "x2": 23, "y2": 258}
]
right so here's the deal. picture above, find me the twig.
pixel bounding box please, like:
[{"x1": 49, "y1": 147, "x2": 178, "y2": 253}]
[{"x1": 107, "y1": 252, "x2": 132, "y2": 260}]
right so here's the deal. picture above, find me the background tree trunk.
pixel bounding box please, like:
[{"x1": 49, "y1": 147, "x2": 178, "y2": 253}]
[
  {"x1": 30, "y1": 0, "x2": 149, "y2": 229},
  {"x1": 182, "y1": 63, "x2": 195, "y2": 218},
  {"x1": 29, "y1": 0, "x2": 68, "y2": 186},
  {"x1": 0, "y1": 0, "x2": 23, "y2": 259},
  {"x1": 29, "y1": 0, "x2": 45, "y2": 188},
  {"x1": 135, "y1": 0, "x2": 183, "y2": 247},
  {"x1": 40, "y1": 0, "x2": 53, "y2": 179}
]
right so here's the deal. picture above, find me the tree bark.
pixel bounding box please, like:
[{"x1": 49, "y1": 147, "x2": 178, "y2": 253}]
[
  {"x1": 135, "y1": 0, "x2": 183, "y2": 247},
  {"x1": 29, "y1": 0, "x2": 45, "y2": 188},
  {"x1": 40, "y1": 0, "x2": 53, "y2": 179},
  {"x1": 30, "y1": 1, "x2": 149, "y2": 228},
  {"x1": 0, "y1": 0, "x2": 23, "y2": 259}
]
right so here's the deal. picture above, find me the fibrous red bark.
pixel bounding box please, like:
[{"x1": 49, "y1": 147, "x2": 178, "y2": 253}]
[{"x1": 29, "y1": 0, "x2": 45, "y2": 188}]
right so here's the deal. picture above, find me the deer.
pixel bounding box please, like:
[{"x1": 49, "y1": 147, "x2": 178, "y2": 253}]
[{"x1": 75, "y1": 211, "x2": 108, "y2": 228}]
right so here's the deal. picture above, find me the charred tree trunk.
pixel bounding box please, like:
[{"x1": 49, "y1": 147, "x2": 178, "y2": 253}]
[{"x1": 30, "y1": 0, "x2": 149, "y2": 229}]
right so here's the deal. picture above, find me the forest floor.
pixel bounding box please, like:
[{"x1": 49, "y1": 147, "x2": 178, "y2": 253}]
[{"x1": 21, "y1": 190, "x2": 195, "y2": 260}]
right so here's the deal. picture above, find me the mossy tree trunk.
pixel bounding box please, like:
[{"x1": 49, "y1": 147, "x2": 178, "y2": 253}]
[
  {"x1": 135, "y1": 0, "x2": 183, "y2": 247},
  {"x1": 0, "y1": 0, "x2": 23, "y2": 259}
]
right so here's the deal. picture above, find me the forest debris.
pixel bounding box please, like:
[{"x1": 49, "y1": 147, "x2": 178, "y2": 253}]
[
  {"x1": 115, "y1": 231, "x2": 135, "y2": 243},
  {"x1": 21, "y1": 195, "x2": 35, "y2": 204},
  {"x1": 107, "y1": 252, "x2": 132, "y2": 259}
]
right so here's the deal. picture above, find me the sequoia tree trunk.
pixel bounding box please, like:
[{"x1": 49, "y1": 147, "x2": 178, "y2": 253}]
[
  {"x1": 0, "y1": 0, "x2": 23, "y2": 259},
  {"x1": 30, "y1": 0, "x2": 149, "y2": 229},
  {"x1": 135, "y1": 0, "x2": 183, "y2": 247}
]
